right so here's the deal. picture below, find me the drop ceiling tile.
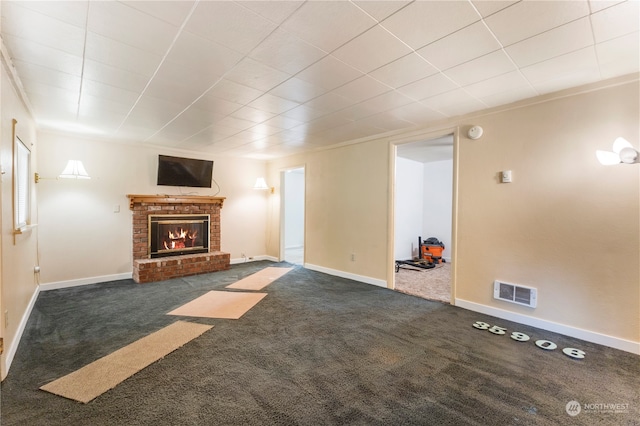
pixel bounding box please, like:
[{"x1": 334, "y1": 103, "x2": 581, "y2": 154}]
[
  {"x1": 303, "y1": 92, "x2": 356, "y2": 113},
  {"x1": 214, "y1": 116, "x2": 256, "y2": 131},
  {"x1": 129, "y1": 94, "x2": 186, "y2": 125},
  {"x1": 12, "y1": 60, "x2": 80, "y2": 92},
  {"x1": 356, "y1": 112, "x2": 414, "y2": 132},
  {"x1": 260, "y1": 115, "x2": 305, "y2": 130},
  {"x1": 224, "y1": 58, "x2": 292, "y2": 92},
  {"x1": 397, "y1": 73, "x2": 459, "y2": 100},
  {"x1": 186, "y1": 1, "x2": 276, "y2": 54},
  {"x1": 143, "y1": 72, "x2": 211, "y2": 106},
  {"x1": 85, "y1": 32, "x2": 162, "y2": 77},
  {"x1": 591, "y1": 0, "x2": 640, "y2": 43},
  {"x1": 332, "y1": 25, "x2": 412, "y2": 73},
  {"x1": 506, "y1": 17, "x2": 593, "y2": 68},
  {"x1": 25, "y1": 82, "x2": 79, "y2": 104},
  {"x1": 385, "y1": 102, "x2": 447, "y2": 124},
  {"x1": 191, "y1": 95, "x2": 243, "y2": 117},
  {"x1": 443, "y1": 50, "x2": 516, "y2": 86},
  {"x1": 7, "y1": 1, "x2": 89, "y2": 27},
  {"x1": 207, "y1": 79, "x2": 263, "y2": 105},
  {"x1": 471, "y1": 0, "x2": 519, "y2": 18},
  {"x1": 464, "y1": 71, "x2": 533, "y2": 99},
  {"x1": 238, "y1": 1, "x2": 304, "y2": 24},
  {"x1": 281, "y1": 1, "x2": 377, "y2": 52},
  {"x1": 4, "y1": 35, "x2": 83, "y2": 76},
  {"x1": 247, "y1": 94, "x2": 300, "y2": 115},
  {"x1": 281, "y1": 104, "x2": 328, "y2": 122},
  {"x1": 595, "y1": 32, "x2": 640, "y2": 78},
  {"x1": 121, "y1": 1, "x2": 196, "y2": 26},
  {"x1": 295, "y1": 55, "x2": 363, "y2": 91},
  {"x1": 352, "y1": 1, "x2": 411, "y2": 22},
  {"x1": 81, "y1": 79, "x2": 139, "y2": 106},
  {"x1": 369, "y1": 53, "x2": 438, "y2": 88},
  {"x1": 422, "y1": 88, "x2": 487, "y2": 117},
  {"x1": 303, "y1": 113, "x2": 353, "y2": 134},
  {"x1": 166, "y1": 31, "x2": 244, "y2": 80},
  {"x1": 520, "y1": 47, "x2": 598, "y2": 83},
  {"x1": 532, "y1": 67, "x2": 601, "y2": 95},
  {"x1": 248, "y1": 28, "x2": 327, "y2": 75},
  {"x1": 88, "y1": 1, "x2": 179, "y2": 56},
  {"x1": 1, "y1": 5, "x2": 86, "y2": 56},
  {"x1": 479, "y1": 85, "x2": 539, "y2": 108},
  {"x1": 484, "y1": 0, "x2": 590, "y2": 46},
  {"x1": 417, "y1": 21, "x2": 502, "y2": 71},
  {"x1": 231, "y1": 105, "x2": 277, "y2": 124},
  {"x1": 332, "y1": 75, "x2": 391, "y2": 103},
  {"x1": 83, "y1": 59, "x2": 149, "y2": 93},
  {"x1": 269, "y1": 77, "x2": 327, "y2": 103},
  {"x1": 589, "y1": 0, "x2": 626, "y2": 13},
  {"x1": 380, "y1": 1, "x2": 480, "y2": 50}
]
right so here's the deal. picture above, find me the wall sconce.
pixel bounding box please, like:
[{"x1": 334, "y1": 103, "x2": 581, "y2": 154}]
[
  {"x1": 254, "y1": 177, "x2": 274, "y2": 193},
  {"x1": 35, "y1": 160, "x2": 91, "y2": 183},
  {"x1": 596, "y1": 137, "x2": 639, "y2": 165}
]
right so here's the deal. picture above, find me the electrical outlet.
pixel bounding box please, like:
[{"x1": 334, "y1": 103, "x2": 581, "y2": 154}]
[{"x1": 351, "y1": 253, "x2": 356, "y2": 261}]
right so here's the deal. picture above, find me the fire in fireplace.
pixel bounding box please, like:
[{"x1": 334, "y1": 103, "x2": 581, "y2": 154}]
[{"x1": 149, "y1": 214, "x2": 210, "y2": 258}]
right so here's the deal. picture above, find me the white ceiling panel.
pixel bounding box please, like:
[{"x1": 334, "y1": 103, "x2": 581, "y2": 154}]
[
  {"x1": 417, "y1": 21, "x2": 502, "y2": 71},
  {"x1": 506, "y1": 17, "x2": 594, "y2": 68},
  {"x1": 280, "y1": 1, "x2": 377, "y2": 52},
  {"x1": 380, "y1": 1, "x2": 480, "y2": 50},
  {"x1": 248, "y1": 28, "x2": 327, "y2": 75},
  {"x1": 1, "y1": 0, "x2": 637, "y2": 159},
  {"x1": 1, "y1": 4, "x2": 86, "y2": 56},
  {"x1": 187, "y1": 1, "x2": 277, "y2": 55},
  {"x1": 484, "y1": 0, "x2": 590, "y2": 46},
  {"x1": 369, "y1": 53, "x2": 439, "y2": 88},
  {"x1": 332, "y1": 25, "x2": 413, "y2": 73},
  {"x1": 590, "y1": 0, "x2": 640, "y2": 43}
]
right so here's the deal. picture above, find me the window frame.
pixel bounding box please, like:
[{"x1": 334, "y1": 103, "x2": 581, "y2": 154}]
[{"x1": 13, "y1": 119, "x2": 31, "y2": 233}]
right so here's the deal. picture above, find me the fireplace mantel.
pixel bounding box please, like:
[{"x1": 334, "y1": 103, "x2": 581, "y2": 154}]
[{"x1": 127, "y1": 194, "x2": 225, "y2": 210}]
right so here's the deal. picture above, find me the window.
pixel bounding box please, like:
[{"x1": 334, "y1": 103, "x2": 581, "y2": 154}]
[{"x1": 14, "y1": 123, "x2": 31, "y2": 231}]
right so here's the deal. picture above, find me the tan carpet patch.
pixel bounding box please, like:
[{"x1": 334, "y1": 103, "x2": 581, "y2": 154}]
[
  {"x1": 40, "y1": 321, "x2": 213, "y2": 403},
  {"x1": 225, "y1": 267, "x2": 293, "y2": 291},
  {"x1": 167, "y1": 290, "x2": 267, "y2": 319}
]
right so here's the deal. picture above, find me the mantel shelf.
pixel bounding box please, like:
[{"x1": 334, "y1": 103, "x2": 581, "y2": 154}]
[{"x1": 127, "y1": 194, "x2": 225, "y2": 210}]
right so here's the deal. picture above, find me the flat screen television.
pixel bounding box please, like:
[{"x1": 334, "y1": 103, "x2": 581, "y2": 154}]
[{"x1": 157, "y1": 155, "x2": 213, "y2": 188}]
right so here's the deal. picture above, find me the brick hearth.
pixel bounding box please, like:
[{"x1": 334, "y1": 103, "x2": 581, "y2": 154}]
[{"x1": 127, "y1": 195, "x2": 230, "y2": 283}]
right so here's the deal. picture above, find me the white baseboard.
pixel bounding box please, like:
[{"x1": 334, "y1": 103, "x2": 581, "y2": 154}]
[
  {"x1": 39, "y1": 272, "x2": 133, "y2": 291},
  {"x1": 230, "y1": 255, "x2": 278, "y2": 265},
  {"x1": 4, "y1": 285, "x2": 40, "y2": 379},
  {"x1": 455, "y1": 298, "x2": 640, "y2": 355},
  {"x1": 305, "y1": 263, "x2": 388, "y2": 288}
]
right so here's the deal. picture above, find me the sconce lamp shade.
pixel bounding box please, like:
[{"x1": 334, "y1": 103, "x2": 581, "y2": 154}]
[
  {"x1": 253, "y1": 177, "x2": 269, "y2": 190},
  {"x1": 59, "y1": 160, "x2": 91, "y2": 179},
  {"x1": 597, "y1": 137, "x2": 639, "y2": 165}
]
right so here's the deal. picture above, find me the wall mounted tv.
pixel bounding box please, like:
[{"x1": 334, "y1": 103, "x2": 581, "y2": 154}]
[{"x1": 157, "y1": 155, "x2": 214, "y2": 188}]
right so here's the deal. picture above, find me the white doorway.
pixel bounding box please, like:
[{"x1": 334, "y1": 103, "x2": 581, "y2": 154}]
[
  {"x1": 281, "y1": 167, "x2": 305, "y2": 265},
  {"x1": 393, "y1": 134, "x2": 454, "y2": 303}
]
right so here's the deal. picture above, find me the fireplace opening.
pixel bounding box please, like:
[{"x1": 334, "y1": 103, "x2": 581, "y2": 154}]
[{"x1": 149, "y1": 214, "x2": 210, "y2": 258}]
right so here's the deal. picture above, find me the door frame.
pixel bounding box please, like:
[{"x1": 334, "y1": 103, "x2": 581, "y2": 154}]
[
  {"x1": 279, "y1": 165, "x2": 306, "y2": 264},
  {"x1": 387, "y1": 127, "x2": 460, "y2": 305}
]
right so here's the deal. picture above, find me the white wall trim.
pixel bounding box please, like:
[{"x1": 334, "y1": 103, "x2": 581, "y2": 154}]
[
  {"x1": 455, "y1": 298, "x2": 640, "y2": 355},
  {"x1": 230, "y1": 255, "x2": 278, "y2": 265},
  {"x1": 39, "y1": 273, "x2": 133, "y2": 291},
  {"x1": 5, "y1": 286, "x2": 40, "y2": 377},
  {"x1": 305, "y1": 263, "x2": 388, "y2": 288}
]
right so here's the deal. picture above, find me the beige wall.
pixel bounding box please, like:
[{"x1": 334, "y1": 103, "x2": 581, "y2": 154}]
[
  {"x1": 1, "y1": 56, "x2": 39, "y2": 379},
  {"x1": 36, "y1": 133, "x2": 269, "y2": 285},
  {"x1": 267, "y1": 78, "x2": 639, "y2": 346}
]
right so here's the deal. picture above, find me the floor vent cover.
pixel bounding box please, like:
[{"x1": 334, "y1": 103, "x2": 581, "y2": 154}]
[{"x1": 494, "y1": 281, "x2": 537, "y2": 308}]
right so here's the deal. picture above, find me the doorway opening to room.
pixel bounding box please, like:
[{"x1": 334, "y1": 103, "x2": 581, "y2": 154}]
[
  {"x1": 392, "y1": 134, "x2": 454, "y2": 303},
  {"x1": 281, "y1": 167, "x2": 305, "y2": 265}
]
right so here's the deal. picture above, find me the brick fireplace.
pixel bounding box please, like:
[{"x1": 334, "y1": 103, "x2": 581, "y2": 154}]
[{"x1": 127, "y1": 194, "x2": 230, "y2": 283}]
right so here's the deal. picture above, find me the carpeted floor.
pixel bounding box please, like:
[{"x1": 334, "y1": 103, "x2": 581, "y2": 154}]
[
  {"x1": 1, "y1": 261, "x2": 638, "y2": 425},
  {"x1": 395, "y1": 262, "x2": 451, "y2": 303}
]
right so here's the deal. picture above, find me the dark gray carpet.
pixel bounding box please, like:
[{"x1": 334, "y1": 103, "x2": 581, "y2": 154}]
[{"x1": 1, "y1": 261, "x2": 638, "y2": 425}]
